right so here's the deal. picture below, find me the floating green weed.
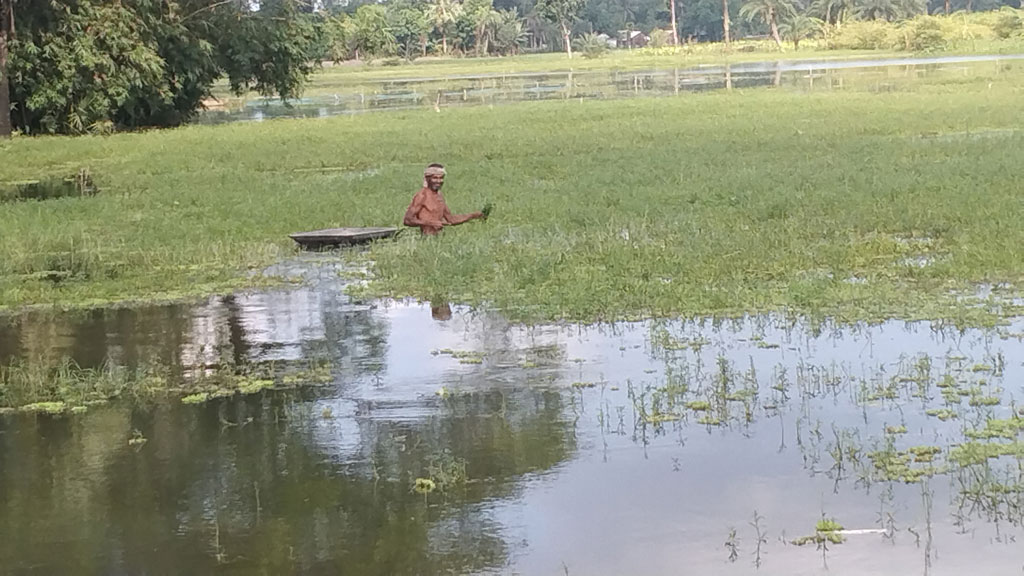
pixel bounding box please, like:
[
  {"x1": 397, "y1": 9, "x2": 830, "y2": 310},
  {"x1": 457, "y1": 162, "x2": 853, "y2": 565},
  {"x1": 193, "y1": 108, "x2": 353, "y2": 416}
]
[{"x1": 181, "y1": 393, "x2": 210, "y2": 405}]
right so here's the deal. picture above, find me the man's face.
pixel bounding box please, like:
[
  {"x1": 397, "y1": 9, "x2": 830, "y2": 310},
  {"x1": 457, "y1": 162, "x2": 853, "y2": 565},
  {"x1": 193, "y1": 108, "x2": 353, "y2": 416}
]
[{"x1": 426, "y1": 174, "x2": 444, "y2": 191}]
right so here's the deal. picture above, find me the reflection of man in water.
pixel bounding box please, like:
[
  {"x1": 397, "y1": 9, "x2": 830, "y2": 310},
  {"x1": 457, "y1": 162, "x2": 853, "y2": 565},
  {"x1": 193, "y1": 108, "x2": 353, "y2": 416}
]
[
  {"x1": 431, "y1": 301, "x2": 452, "y2": 322},
  {"x1": 403, "y1": 164, "x2": 485, "y2": 236}
]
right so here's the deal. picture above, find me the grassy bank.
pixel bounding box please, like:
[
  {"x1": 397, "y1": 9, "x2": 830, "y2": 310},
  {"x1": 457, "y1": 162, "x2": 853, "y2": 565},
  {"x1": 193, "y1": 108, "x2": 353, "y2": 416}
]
[{"x1": 2, "y1": 58, "x2": 1024, "y2": 323}]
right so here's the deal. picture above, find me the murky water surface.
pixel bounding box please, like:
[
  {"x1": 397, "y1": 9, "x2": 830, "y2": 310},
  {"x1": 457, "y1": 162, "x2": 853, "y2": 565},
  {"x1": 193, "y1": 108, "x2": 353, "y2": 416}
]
[
  {"x1": 2, "y1": 255, "x2": 1024, "y2": 574},
  {"x1": 198, "y1": 54, "x2": 1024, "y2": 124}
]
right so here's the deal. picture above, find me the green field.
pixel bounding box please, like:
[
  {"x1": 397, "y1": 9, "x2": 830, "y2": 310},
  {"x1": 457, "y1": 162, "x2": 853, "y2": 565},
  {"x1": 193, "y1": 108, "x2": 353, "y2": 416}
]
[{"x1": 2, "y1": 57, "x2": 1024, "y2": 324}]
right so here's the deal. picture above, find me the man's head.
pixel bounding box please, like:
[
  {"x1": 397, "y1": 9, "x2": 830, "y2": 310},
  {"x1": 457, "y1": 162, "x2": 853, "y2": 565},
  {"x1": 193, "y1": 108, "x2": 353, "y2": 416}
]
[{"x1": 424, "y1": 163, "x2": 445, "y2": 192}]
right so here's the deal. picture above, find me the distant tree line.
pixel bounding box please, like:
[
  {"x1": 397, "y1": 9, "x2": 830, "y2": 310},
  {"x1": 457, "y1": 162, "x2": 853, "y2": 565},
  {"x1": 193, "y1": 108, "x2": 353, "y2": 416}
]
[{"x1": 0, "y1": 0, "x2": 1021, "y2": 136}]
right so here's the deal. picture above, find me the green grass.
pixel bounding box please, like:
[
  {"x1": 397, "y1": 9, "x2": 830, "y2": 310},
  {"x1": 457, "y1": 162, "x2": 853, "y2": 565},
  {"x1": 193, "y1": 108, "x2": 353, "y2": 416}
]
[{"x1": 2, "y1": 59, "x2": 1024, "y2": 324}]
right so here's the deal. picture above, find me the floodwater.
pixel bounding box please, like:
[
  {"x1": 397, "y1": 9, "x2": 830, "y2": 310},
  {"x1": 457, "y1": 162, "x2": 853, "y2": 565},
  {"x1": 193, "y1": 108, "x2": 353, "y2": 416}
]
[
  {"x1": 2, "y1": 255, "x2": 1024, "y2": 575},
  {"x1": 198, "y1": 54, "x2": 1024, "y2": 124}
]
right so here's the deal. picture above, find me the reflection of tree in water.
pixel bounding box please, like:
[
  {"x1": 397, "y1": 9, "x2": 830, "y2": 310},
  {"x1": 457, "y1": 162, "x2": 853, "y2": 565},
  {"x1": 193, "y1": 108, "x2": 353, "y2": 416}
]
[{"x1": 0, "y1": 387, "x2": 576, "y2": 574}]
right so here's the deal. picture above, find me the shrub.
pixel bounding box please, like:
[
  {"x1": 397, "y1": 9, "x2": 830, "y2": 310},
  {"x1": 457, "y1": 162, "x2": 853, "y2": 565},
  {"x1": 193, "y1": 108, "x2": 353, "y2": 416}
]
[
  {"x1": 993, "y1": 10, "x2": 1023, "y2": 39},
  {"x1": 830, "y1": 20, "x2": 892, "y2": 50},
  {"x1": 574, "y1": 33, "x2": 609, "y2": 59},
  {"x1": 906, "y1": 16, "x2": 949, "y2": 52},
  {"x1": 649, "y1": 29, "x2": 672, "y2": 48}
]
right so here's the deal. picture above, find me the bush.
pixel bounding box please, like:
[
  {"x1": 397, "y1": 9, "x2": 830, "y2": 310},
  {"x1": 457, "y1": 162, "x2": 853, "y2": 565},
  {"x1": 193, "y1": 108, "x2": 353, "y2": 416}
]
[
  {"x1": 830, "y1": 20, "x2": 892, "y2": 50},
  {"x1": 993, "y1": 11, "x2": 1023, "y2": 39},
  {"x1": 574, "y1": 33, "x2": 609, "y2": 59},
  {"x1": 905, "y1": 16, "x2": 948, "y2": 52},
  {"x1": 649, "y1": 29, "x2": 672, "y2": 48}
]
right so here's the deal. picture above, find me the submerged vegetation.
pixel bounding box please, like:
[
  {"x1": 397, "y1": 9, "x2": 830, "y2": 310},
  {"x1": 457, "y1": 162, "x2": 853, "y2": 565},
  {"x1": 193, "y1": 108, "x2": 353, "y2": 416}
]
[{"x1": 0, "y1": 356, "x2": 332, "y2": 412}]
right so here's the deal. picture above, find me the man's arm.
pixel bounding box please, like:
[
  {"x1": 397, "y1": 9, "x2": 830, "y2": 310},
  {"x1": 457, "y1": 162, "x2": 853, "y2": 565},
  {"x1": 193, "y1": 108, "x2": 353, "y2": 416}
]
[
  {"x1": 442, "y1": 204, "x2": 484, "y2": 226},
  {"x1": 403, "y1": 192, "x2": 443, "y2": 228}
]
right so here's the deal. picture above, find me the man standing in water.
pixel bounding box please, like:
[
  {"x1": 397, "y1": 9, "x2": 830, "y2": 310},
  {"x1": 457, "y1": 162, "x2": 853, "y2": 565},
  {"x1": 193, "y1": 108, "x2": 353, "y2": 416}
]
[{"x1": 403, "y1": 164, "x2": 486, "y2": 235}]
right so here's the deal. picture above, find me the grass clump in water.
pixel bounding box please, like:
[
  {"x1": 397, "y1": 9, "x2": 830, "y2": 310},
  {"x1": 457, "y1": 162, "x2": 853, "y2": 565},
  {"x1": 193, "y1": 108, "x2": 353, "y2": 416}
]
[{"x1": 792, "y1": 518, "x2": 845, "y2": 546}]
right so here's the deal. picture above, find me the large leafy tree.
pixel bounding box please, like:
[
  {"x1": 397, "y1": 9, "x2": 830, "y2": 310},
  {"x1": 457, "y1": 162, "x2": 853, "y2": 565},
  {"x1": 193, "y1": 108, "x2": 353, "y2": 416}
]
[
  {"x1": 536, "y1": 0, "x2": 586, "y2": 57},
  {"x1": 350, "y1": 4, "x2": 398, "y2": 57},
  {"x1": 4, "y1": 0, "x2": 321, "y2": 135},
  {"x1": 387, "y1": 0, "x2": 430, "y2": 58}
]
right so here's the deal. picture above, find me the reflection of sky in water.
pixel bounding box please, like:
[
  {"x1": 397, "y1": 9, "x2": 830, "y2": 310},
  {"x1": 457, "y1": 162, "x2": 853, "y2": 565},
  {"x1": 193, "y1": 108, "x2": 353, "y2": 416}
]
[
  {"x1": 3, "y1": 254, "x2": 1024, "y2": 574},
  {"x1": 197, "y1": 54, "x2": 1024, "y2": 126}
]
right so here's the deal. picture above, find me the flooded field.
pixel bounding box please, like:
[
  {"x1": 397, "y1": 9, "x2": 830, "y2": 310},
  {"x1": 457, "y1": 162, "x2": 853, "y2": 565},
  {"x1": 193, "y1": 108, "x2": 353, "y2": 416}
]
[
  {"x1": 3, "y1": 255, "x2": 1024, "y2": 575},
  {"x1": 199, "y1": 54, "x2": 1024, "y2": 124}
]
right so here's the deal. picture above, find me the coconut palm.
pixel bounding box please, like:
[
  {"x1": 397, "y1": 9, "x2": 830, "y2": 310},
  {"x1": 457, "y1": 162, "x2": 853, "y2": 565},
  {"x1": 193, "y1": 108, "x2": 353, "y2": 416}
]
[
  {"x1": 853, "y1": 0, "x2": 900, "y2": 20},
  {"x1": 472, "y1": 5, "x2": 502, "y2": 55},
  {"x1": 427, "y1": 0, "x2": 463, "y2": 55},
  {"x1": 739, "y1": 0, "x2": 797, "y2": 47},
  {"x1": 493, "y1": 9, "x2": 528, "y2": 55},
  {"x1": 808, "y1": 0, "x2": 854, "y2": 26},
  {"x1": 779, "y1": 14, "x2": 824, "y2": 48}
]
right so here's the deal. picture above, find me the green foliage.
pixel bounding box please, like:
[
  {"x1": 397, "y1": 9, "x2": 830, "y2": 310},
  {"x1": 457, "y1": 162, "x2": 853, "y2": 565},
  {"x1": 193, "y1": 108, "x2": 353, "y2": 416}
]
[
  {"x1": 5, "y1": 63, "x2": 1024, "y2": 323},
  {"x1": 7, "y1": 0, "x2": 322, "y2": 134},
  {"x1": 992, "y1": 9, "x2": 1023, "y2": 38},
  {"x1": 779, "y1": 15, "x2": 824, "y2": 48},
  {"x1": 648, "y1": 28, "x2": 672, "y2": 48},
  {"x1": 904, "y1": 16, "x2": 949, "y2": 52},
  {"x1": 829, "y1": 19, "x2": 895, "y2": 48},
  {"x1": 536, "y1": 0, "x2": 587, "y2": 41},
  {"x1": 9, "y1": 1, "x2": 166, "y2": 133},
  {"x1": 574, "y1": 32, "x2": 610, "y2": 58},
  {"x1": 350, "y1": 5, "x2": 399, "y2": 57}
]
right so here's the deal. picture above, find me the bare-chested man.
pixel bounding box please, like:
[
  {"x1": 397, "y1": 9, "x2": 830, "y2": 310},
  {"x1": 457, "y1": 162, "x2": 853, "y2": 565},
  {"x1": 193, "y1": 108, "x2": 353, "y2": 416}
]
[{"x1": 403, "y1": 164, "x2": 485, "y2": 235}]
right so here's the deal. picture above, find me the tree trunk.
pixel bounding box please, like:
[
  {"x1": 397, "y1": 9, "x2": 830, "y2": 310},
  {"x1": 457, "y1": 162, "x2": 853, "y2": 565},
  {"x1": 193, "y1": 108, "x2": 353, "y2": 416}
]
[
  {"x1": 944, "y1": 0, "x2": 950, "y2": 13},
  {"x1": 966, "y1": 0, "x2": 972, "y2": 11},
  {"x1": 769, "y1": 9, "x2": 782, "y2": 48},
  {"x1": 443, "y1": 33, "x2": 448, "y2": 55},
  {"x1": 722, "y1": 0, "x2": 731, "y2": 45},
  {"x1": 0, "y1": 0, "x2": 12, "y2": 138},
  {"x1": 669, "y1": 0, "x2": 679, "y2": 46},
  {"x1": 562, "y1": 23, "x2": 572, "y2": 58}
]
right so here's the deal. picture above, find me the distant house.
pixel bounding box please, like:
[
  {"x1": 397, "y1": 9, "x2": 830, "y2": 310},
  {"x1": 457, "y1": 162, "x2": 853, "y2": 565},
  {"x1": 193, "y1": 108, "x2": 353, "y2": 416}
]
[
  {"x1": 596, "y1": 33, "x2": 617, "y2": 49},
  {"x1": 617, "y1": 30, "x2": 649, "y2": 48}
]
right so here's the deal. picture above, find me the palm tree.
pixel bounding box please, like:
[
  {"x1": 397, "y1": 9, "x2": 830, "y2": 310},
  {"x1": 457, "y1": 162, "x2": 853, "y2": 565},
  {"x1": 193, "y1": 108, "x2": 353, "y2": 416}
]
[
  {"x1": 853, "y1": 0, "x2": 900, "y2": 20},
  {"x1": 739, "y1": 0, "x2": 797, "y2": 48},
  {"x1": 668, "y1": 0, "x2": 679, "y2": 46},
  {"x1": 779, "y1": 14, "x2": 823, "y2": 49},
  {"x1": 723, "y1": 0, "x2": 732, "y2": 45},
  {"x1": 427, "y1": 0, "x2": 463, "y2": 55},
  {"x1": 493, "y1": 9, "x2": 527, "y2": 55},
  {"x1": 808, "y1": 0, "x2": 853, "y2": 27},
  {"x1": 472, "y1": 6, "x2": 502, "y2": 55}
]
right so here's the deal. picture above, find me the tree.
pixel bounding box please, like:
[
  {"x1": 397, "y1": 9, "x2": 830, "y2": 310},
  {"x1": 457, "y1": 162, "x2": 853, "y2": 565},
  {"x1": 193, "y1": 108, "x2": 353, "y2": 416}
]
[
  {"x1": 779, "y1": 14, "x2": 823, "y2": 48},
  {"x1": 492, "y1": 8, "x2": 527, "y2": 54},
  {"x1": 465, "y1": 0, "x2": 501, "y2": 55},
  {"x1": 853, "y1": 0, "x2": 902, "y2": 19},
  {"x1": 739, "y1": 0, "x2": 796, "y2": 47},
  {"x1": 809, "y1": 0, "x2": 853, "y2": 27},
  {"x1": 723, "y1": 0, "x2": 732, "y2": 45},
  {"x1": 351, "y1": 4, "x2": 397, "y2": 57},
  {"x1": 6, "y1": 0, "x2": 322, "y2": 135},
  {"x1": 0, "y1": 0, "x2": 12, "y2": 138},
  {"x1": 536, "y1": 0, "x2": 586, "y2": 57},
  {"x1": 388, "y1": 1, "x2": 430, "y2": 59},
  {"x1": 427, "y1": 0, "x2": 463, "y2": 54},
  {"x1": 669, "y1": 0, "x2": 680, "y2": 45}
]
